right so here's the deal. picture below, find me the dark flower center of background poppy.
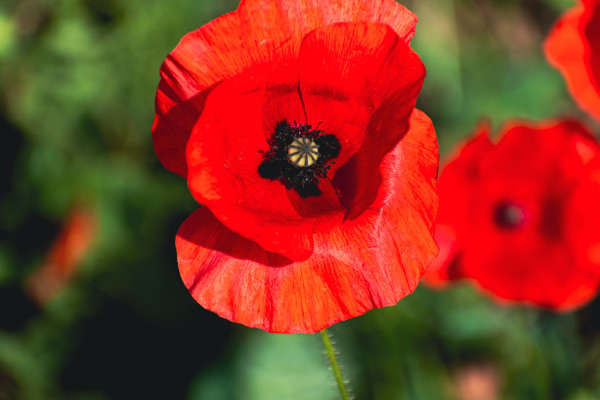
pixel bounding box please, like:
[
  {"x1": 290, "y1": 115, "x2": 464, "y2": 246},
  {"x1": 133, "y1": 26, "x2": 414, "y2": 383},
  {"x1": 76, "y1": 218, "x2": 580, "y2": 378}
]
[
  {"x1": 258, "y1": 121, "x2": 341, "y2": 198},
  {"x1": 493, "y1": 201, "x2": 527, "y2": 230}
]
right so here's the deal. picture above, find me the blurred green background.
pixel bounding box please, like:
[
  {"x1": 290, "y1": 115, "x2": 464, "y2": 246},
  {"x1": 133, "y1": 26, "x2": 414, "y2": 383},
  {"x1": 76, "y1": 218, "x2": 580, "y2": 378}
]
[{"x1": 1, "y1": 0, "x2": 599, "y2": 399}]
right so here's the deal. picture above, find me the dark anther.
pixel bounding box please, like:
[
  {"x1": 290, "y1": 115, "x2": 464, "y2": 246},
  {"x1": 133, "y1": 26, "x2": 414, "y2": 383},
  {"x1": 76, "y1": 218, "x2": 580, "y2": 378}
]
[
  {"x1": 493, "y1": 201, "x2": 526, "y2": 230},
  {"x1": 258, "y1": 121, "x2": 341, "y2": 198}
]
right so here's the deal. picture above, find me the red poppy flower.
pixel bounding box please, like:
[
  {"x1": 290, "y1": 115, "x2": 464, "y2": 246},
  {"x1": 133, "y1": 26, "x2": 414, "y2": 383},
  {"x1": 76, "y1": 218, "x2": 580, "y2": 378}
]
[
  {"x1": 545, "y1": 0, "x2": 600, "y2": 121},
  {"x1": 153, "y1": 0, "x2": 439, "y2": 333},
  {"x1": 424, "y1": 120, "x2": 600, "y2": 311}
]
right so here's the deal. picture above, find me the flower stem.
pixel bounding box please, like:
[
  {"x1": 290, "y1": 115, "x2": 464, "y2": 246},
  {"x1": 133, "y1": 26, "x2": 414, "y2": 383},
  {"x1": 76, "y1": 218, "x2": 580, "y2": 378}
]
[{"x1": 320, "y1": 328, "x2": 351, "y2": 400}]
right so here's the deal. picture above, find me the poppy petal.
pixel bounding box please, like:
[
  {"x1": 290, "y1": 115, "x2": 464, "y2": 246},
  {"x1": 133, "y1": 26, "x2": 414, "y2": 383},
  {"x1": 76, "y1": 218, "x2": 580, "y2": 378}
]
[
  {"x1": 562, "y1": 172, "x2": 600, "y2": 309},
  {"x1": 434, "y1": 122, "x2": 494, "y2": 242},
  {"x1": 460, "y1": 235, "x2": 577, "y2": 309},
  {"x1": 346, "y1": 108, "x2": 439, "y2": 287},
  {"x1": 153, "y1": 0, "x2": 418, "y2": 177},
  {"x1": 178, "y1": 207, "x2": 376, "y2": 334},
  {"x1": 153, "y1": 81, "x2": 214, "y2": 178},
  {"x1": 185, "y1": 68, "x2": 315, "y2": 261},
  {"x1": 423, "y1": 225, "x2": 461, "y2": 288},
  {"x1": 177, "y1": 109, "x2": 438, "y2": 334},
  {"x1": 585, "y1": 0, "x2": 600, "y2": 94},
  {"x1": 298, "y1": 22, "x2": 426, "y2": 218},
  {"x1": 545, "y1": 2, "x2": 600, "y2": 121}
]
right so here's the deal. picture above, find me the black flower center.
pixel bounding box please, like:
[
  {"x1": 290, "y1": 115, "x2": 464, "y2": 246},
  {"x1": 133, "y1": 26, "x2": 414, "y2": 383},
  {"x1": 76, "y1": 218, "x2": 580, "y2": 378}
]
[
  {"x1": 493, "y1": 201, "x2": 527, "y2": 230},
  {"x1": 258, "y1": 121, "x2": 341, "y2": 198}
]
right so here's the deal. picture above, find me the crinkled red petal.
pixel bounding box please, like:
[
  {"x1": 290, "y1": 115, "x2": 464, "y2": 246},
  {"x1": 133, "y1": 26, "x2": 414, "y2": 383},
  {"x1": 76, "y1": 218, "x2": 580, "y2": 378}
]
[
  {"x1": 153, "y1": 0, "x2": 418, "y2": 177},
  {"x1": 545, "y1": 1, "x2": 600, "y2": 121},
  {"x1": 153, "y1": 80, "x2": 213, "y2": 178},
  {"x1": 177, "y1": 109, "x2": 438, "y2": 334},
  {"x1": 298, "y1": 22, "x2": 425, "y2": 219},
  {"x1": 424, "y1": 122, "x2": 493, "y2": 287},
  {"x1": 186, "y1": 70, "x2": 314, "y2": 262}
]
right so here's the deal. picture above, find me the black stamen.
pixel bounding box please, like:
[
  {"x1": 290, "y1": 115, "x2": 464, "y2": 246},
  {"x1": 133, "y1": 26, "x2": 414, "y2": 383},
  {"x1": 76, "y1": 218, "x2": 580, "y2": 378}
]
[
  {"x1": 258, "y1": 121, "x2": 341, "y2": 198},
  {"x1": 494, "y1": 202, "x2": 526, "y2": 230}
]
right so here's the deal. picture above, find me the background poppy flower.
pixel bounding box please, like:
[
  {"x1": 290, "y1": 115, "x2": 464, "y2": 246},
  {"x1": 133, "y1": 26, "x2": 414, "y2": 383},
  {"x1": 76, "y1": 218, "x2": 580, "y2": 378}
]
[
  {"x1": 425, "y1": 120, "x2": 600, "y2": 311},
  {"x1": 25, "y1": 204, "x2": 96, "y2": 305},
  {"x1": 545, "y1": 0, "x2": 600, "y2": 121},
  {"x1": 154, "y1": 0, "x2": 439, "y2": 333}
]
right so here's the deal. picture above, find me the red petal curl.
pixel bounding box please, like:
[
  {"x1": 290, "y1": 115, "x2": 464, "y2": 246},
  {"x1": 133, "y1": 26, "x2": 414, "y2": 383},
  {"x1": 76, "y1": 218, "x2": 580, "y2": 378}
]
[
  {"x1": 433, "y1": 122, "x2": 494, "y2": 246},
  {"x1": 545, "y1": 1, "x2": 600, "y2": 121},
  {"x1": 186, "y1": 70, "x2": 314, "y2": 262},
  {"x1": 177, "y1": 109, "x2": 438, "y2": 334},
  {"x1": 298, "y1": 22, "x2": 426, "y2": 219},
  {"x1": 153, "y1": 0, "x2": 418, "y2": 177},
  {"x1": 423, "y1": 123, "x2": 494, "y2": 288}
]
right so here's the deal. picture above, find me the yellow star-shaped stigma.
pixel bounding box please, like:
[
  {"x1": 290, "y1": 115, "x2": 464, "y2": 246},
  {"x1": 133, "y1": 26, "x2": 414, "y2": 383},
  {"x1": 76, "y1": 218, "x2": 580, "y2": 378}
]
[{"x1": 287, "y1": 137, "x2": 320, "y2": 167}]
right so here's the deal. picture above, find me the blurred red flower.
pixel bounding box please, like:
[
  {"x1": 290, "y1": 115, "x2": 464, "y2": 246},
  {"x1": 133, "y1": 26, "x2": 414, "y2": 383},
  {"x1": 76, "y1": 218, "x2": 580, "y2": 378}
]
[
  {"x1": 425, "y1": 120, "x2": 600, "y2": 311},
  {"x1": 153, "y1": 0, "x2": 439, "y2": 333},
  {"x1": 26, "y1": 205, "x2": 96, "y2": 305},
  {"x1": 545, "y1": 0, "x2": 600, "y2": 121}
]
